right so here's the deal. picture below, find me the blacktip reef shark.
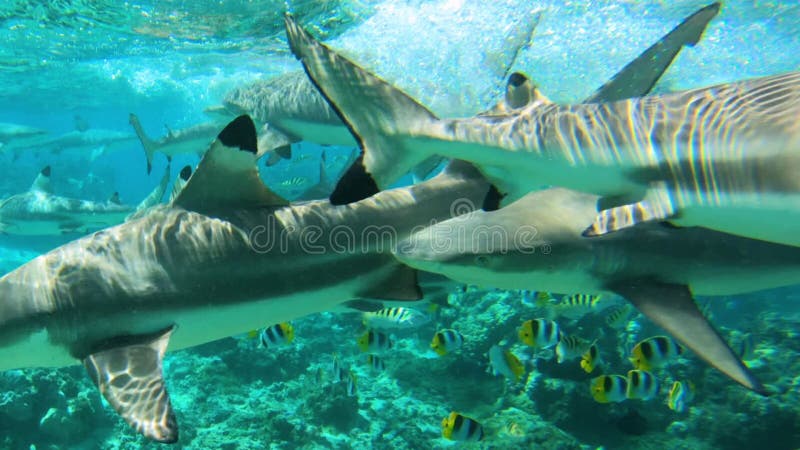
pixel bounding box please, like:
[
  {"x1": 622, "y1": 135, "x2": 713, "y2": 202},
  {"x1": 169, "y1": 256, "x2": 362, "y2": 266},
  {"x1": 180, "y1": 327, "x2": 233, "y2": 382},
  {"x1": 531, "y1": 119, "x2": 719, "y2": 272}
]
[
  {"x1": 219, "y1": 8, "x2": 543, "y2": 177},
  {"x1": 0, "y1": 166, "x2": 134, "y2": 235},
  {"x1": 392, "y1": 187, "x2": 789, "y2": 395},
  {"x1": 0, "y1": 122, "x2": 47, "y2": 144},
  {"x1": 286, "y1": 5, "x2": 800, "y2": 249},
  {"x1": 0, "y1": 115, "x2": 490, "y2": 442},
  {"x1": 1, "y1": 127, "x2": 136, "y2": 161},
  {"x1": 128, "y1": 113, "x2": 223, "y2": 174},
  {"x1": 284, "y1": 3, "x2": 720, "y2": 205}
]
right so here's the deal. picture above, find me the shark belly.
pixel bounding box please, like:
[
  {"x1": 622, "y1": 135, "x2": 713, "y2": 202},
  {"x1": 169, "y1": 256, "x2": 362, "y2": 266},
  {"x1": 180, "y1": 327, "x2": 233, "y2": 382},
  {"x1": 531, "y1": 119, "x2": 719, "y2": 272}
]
[
  {"x1": 275, "y1": 119, "x2": 356, "y2": 146},
  {"x1": 0, "y1": 263, "x2": 395, "y2": 371}
]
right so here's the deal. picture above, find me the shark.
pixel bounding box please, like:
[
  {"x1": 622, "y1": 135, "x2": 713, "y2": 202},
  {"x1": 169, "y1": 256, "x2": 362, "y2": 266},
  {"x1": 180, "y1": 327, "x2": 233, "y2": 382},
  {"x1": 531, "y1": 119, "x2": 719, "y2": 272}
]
[
  {"x1": 0, "y1": 115, "x2": 490, "y2": 443},
  {"x1": 0, "y1": 166, "x2": 134, "y2": 236},
  {"x1": 128, "y1": 113, "x2": 224, "y2": 174},
  {"x1": 284, "y1": 5, "x2": 800, "y2": 249},
  {"x1": 1, "y1": 128, "x2": 136, "y2": 161},
  {"x1": 391, "y1": 187, "x2": 792, "y2": 395},
  {"x1": 0, "y1": 122, "x2": 47, "y2": 144}
]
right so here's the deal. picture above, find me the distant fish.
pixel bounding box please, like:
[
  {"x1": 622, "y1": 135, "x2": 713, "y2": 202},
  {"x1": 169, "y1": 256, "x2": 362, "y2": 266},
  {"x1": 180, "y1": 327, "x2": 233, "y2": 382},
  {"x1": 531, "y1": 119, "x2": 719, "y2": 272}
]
[
  {"x1": 580, "y1": 344, "x2": 603, "y2": 374},
  {"x1": 532, "y1": 291, "x2": 556, "y2": 307},
  {"x1": 279, "y1": 176, "x2": 309, "y2": 188},
  {"x1": 345, "y1": 370, "x2": 357, "y2": 397},
  {"x1": 366, "y1": 354, "x2": 385, "y2": 372},
  {"x1": 554, "y1": 294, "x2": 602, "y2": 319},
  {"x1": 736, "y1": 333, "x2": 756, "y2": 362},
  {"x1": 357, "y1": 330, "x2": 392, "y2": 353},
  {"x1": 555, "y1": 335, "x2": 593, "y2": 364},
  {"x1": 590, "y1": 375, "x2": 628, "y2": 404},
  {"x1": 667, "y1": 380, "x2": 695, "y2": 412},
  {"x1": 605, "y1": 305, "x2": 634, "y2": 329},
  {"x1": 441, "y1": 412, "x2": 484, "y2": 442},
  {"x1": 630, "y1": 336, "x2": 683, "y2": 371},
  {"x1": 363, "y1": 307, "x2": 430, "y2": 330},
  {"x1": 488, "y1": 345, "x2": 525, "y2": 382},
  {"x1": 259, "y1": 322, "x2": 295, "y2": 348},
  {"x1": 430, "y1": 329, "x2": 464, "y2": 356},
  {"x1": 518, "y1": 319, "x2": 560, "y2": 349},
  {"x1": 625, "y1": 370, "x2": 660, "y2": 400}
]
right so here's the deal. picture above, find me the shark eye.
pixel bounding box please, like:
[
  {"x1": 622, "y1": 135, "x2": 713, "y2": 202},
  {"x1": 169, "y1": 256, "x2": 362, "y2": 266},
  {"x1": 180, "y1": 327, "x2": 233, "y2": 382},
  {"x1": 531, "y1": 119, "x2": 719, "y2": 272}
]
[{"x1": 475, "y1": 255, "x2": 489, "y2": 267}]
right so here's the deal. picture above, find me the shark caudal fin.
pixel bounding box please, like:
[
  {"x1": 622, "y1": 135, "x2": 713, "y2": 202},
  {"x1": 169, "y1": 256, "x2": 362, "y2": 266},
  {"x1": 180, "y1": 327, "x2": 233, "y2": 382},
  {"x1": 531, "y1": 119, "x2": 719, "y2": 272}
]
[
  {"x1": 129, "y1": 113, "x2": 159, "y2": 174},
  {"x1": 612, "y1": 279, "x2": 767, "y2": 395},
  {"x1": 285, "y1": 14, "x2": 438, "y2": 192},
  {"x1": 172, "y1": 115, "x2": 287, "y2": 215},
  {"x1": 82, "y1": 326, "x2": 178, "y2": 443},
  {"x1": 584, "y1": 2, "x2": 720, "y2": 103}
]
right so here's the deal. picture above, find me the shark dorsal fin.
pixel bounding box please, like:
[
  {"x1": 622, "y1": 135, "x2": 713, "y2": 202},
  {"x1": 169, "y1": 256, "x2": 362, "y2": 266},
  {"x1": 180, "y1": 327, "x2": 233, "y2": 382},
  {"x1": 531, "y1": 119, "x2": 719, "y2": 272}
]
[
  {"x1": 30, "y1": 166, "x2": 53, "y2": 193},
  {"x1": 172, "y1": 115, "x2": 288, "y2": 214},
  {"x1": 82, "y1": 326, "x2": 178, "y2": 443},
  {"x1": 109, "y1": 192, "x2": 122, "y2": 205},
  {"x1": 505, "y1": 72, "x2": 536, "y2": 109}
]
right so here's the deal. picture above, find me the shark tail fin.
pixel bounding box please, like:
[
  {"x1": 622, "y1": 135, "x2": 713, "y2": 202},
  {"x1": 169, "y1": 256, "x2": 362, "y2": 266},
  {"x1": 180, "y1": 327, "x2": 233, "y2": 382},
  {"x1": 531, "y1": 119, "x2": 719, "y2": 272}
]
[
  {"x1": 285, "y1": 14, "x2": 438, "y2": 192},
  {"x1": 129, "y1": 113, "x2": 158, "y2": 174}
]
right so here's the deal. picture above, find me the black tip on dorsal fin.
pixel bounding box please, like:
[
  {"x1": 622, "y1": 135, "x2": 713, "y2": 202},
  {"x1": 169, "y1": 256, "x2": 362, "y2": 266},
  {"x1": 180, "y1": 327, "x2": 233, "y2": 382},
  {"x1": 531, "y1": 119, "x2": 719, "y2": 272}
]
[
  {"x1": 217, "y1": 115, "x2": 257, "y2": 154},
  {"x1": 41, "y1": 165, "x2": 51, "y2": 177},
  {"x1": 482, "y1": 185, "x2": 504, "y2": 211},
  {"x1": 179, "y1": 165, "x2": 192, "y2": 181},
  {"x1": 508, "y1": 72, "x2": 528, "y2": 87},
  {"x1": 110, "y1": 192, "x2": 121, "y2": 204},
  {"x1": 330, "y1": 153, "x2": 379, "y2": 205}
]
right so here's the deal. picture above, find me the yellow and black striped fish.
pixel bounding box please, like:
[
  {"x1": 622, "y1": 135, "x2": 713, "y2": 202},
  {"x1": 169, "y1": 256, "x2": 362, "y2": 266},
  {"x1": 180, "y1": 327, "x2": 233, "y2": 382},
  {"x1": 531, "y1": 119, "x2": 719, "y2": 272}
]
[
  {"x1": 590, "y1": 374, "x2": 628, "y2": 403},
  {"x1": 605, "y1": 304, "x2": 633, "y2": 329},
  {"x1": 431, "y1": 329, "x2": 464, "y2": 356},
  {"x1": 626, "y1": 369, "x2": 660, "y2": 400},
  {"x1": 630, "y1": 335, "x2": 682, "y2": 370},
  {"x1": 357, "y1": 330, "x2": 392, "y2": 353},
  {"x1": 366, "y1": 354, "x2": 385, "y2": 372},
  {"x1": 279, "y1": 176, "x2": 308, "y2": 188},
  {"x1": 441, "y1": 412, "x2": 484, "y2": 442},
  {"x1": 363, "y1": 307, "x2": 429, "y2": 329},
  {"x1": 580, "y1": 344, "x2": 602, "y2": 374},
  {"x1": 555, "y1": 335, "x2": 593, "y2": 363},
  {"x1": 518, "y1": 319, "x2": 560, "y2": 349},
  {"x1": 258, "y1": 322, "x2": 294, "y2": 348}
]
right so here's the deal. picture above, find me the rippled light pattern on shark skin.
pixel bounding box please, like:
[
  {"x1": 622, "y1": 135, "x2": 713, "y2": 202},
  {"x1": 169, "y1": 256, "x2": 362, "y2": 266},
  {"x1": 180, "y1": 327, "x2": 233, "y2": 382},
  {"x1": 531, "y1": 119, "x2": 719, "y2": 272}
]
[
  {"x1": 0, "y1": 115, "x2": 490, "y2": 442},
  {"x1": 285, "y1": 12, "x2": 800, "y2": 248}
]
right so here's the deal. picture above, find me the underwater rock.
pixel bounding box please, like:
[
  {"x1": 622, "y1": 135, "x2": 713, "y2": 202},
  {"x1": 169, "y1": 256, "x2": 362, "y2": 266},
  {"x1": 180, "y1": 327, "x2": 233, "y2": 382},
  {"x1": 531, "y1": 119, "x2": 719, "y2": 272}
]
[{"x1": 616, "y1": 409, "x2": 648, "y2": 436}]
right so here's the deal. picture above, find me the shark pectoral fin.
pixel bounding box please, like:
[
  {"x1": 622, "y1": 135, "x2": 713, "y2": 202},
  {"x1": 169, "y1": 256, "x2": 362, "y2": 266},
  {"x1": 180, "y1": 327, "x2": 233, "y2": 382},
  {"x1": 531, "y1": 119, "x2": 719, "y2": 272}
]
[
  {"x1": 583, "y1": 184, "x2": 676, "y2": 237},
  {"x1": 358, "y1": 264, "x2": 422, "y2": 301},
  {"x1": 342, "y1": 299, "x2": 385, "y2": 312},
  {"x1": 285, "y1": 14, "x2": 436, "y2": 191},
  {"x1": 596, "y1": 192, "x2": 646, "y2": 212},
  {"x1": 82, "y1": 326, "x2": 178, "y2": 443},
  {"x1": 584, "y1": 2, "x2": 720, "y2": 103},
  {"x1": 611, "y1": 279, "x2": 767, "y2": 395},
  {"x1": 173, "y1": 115, "x2": 288, "y2": 214}
]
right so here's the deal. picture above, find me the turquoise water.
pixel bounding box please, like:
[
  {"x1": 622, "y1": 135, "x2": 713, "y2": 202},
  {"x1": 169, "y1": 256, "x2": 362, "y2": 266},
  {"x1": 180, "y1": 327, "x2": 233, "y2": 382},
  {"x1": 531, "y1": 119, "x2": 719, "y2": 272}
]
[{"x1": 0, "y1": 1, "x2": 799, "y2": 449}]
